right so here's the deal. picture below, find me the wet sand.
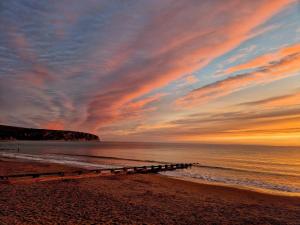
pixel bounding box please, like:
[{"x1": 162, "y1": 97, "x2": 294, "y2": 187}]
[
  {"x1": 1, "y1": 158, "x2": 300, "y2": 225},
  {"x1": 0, "y1": 157, "x2": 79, "y2": 175}
]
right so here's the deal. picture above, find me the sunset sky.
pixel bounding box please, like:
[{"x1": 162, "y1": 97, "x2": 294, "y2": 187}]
[{"x1": 0, "y1": 0, "x2": 299, "y2": 146}]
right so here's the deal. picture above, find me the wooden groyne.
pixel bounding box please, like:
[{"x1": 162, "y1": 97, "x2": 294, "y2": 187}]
[{"x1": 0, "y1": 163, "x2": 193, "y2": 182}]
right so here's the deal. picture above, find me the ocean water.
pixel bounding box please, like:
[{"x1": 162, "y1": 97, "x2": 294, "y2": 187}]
[{"x1": 1, "y1": 141, "x2": 300, "y2": 196}]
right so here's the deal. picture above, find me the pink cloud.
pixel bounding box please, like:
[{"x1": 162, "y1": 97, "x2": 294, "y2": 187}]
[
  {"x1": 126, "y1": 93, "x2": 166, "y2": 111},
  {"x1": 7, "y1": 26, "x2": 55, "y2": 88},
  {"x1": 23, "y1": 65, "x2": 55, "y2": 88},
  {"x1": 83, "y1": 0, "x2": 290, "y2": 130},
  {"x1": 226, "y1": 43, "x2": 300, "y2": 75},
  {"x1": 43, "y1": 120, "x2": 65, "y2": 130},
  {"x1": 1, "y1": 0, "x2": 294, "y2": 137},
  {"x1": 177, "y1": 43, "x2": 300, "y2": 107},
  {"x1": 8, "y1": 27, "x2": 36, "y2": 62}
]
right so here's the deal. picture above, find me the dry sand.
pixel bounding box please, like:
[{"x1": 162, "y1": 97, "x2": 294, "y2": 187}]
[{"x1": 0, "y1": 157, "x2": 300, "y2": 225}]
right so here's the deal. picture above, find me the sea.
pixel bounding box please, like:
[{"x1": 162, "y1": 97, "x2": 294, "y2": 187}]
[{"x1": 1, "y1": 141, "x2": 300, "y2": 196}]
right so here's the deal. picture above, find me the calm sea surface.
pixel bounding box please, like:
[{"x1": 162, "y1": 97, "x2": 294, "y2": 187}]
[{"x1": 1, "y1": 141, "x2": 300, "y2": 196}]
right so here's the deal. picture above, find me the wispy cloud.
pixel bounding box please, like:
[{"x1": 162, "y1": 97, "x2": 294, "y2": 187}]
[
  {"x1": 122, "y1": 106, "x2": 300, "y2": 145},
  {"x1": 225, "y1": 43, "x2": 300, "y2": 75},
  {"x1": 177, "y1": 43, "x2": 300, "y2": 107},
  {"x1": 0, "y1": 0, "x2": 297, "y2": 145},
  {"x1": 81, "y1": 0, "x2": 290, "y2": 130},
  {"x1": 240, "y1": 90, "x2": 300, "y2": 108}
]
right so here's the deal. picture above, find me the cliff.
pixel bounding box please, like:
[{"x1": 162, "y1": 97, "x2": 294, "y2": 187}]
[{"x1": 0, "y1": 125, "x2": 100, "y2": 141}]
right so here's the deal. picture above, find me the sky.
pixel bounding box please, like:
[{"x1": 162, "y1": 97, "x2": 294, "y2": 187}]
[{"x1": 0, "y1": 0, "x2": 300, "y2": 146}]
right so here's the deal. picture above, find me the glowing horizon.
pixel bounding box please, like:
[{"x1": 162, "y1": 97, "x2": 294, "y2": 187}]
[{"x1": 0, "y1": 0, "x2": 299, "y2": 146}]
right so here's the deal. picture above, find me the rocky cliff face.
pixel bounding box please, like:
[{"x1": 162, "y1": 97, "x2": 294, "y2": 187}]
[{"x1": 0, "y1": 125, "x2": 100, "y2": 141}]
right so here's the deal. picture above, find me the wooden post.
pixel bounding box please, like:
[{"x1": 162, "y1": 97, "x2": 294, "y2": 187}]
[
  {"x1": 151, "y1": 165, "x2": 155, "y2": 173},
  {"x1": 158, "y1": 165, "x2": 162, "y2": 171}
]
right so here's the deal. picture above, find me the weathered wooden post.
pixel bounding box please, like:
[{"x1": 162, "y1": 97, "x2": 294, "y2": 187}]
[
  {"x1": 158, "y1": 165, "x2": 162, "y2": 172},
  {"x1": 151, "y1": 165, "x2": 155, "y2": 173}
]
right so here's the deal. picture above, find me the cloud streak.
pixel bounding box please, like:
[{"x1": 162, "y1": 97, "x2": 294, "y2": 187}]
[
  {"x1": 0, "y1": 0, "x2": 298, "y2": 145},
  {"x1": 226, "y1": 43, "x2": 300, "y2": 75},
  {"x1": 81, "y1": 0, "x2": 291, "y2": 130},
  {"x1": 177, "y1": 43, "x2": 300, "y2": 107},
  {"x1": 240, "y1": 90, "x2": 300, "y2": 108},
  {"x1": 122, "y1": 106, "x2": 300, "y2": 145}
]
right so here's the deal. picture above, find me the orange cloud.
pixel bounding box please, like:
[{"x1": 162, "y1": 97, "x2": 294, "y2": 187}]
[
  {"x1": 226, "y1": 43, "x2": 300, "y2": 74},
  {"x1": 179, "y1": 75, "x2": 199, "y2": 87},
  {"x1": 178, "y1": 114, "x2": 300, "y2": 146},
  {"x1": 241, "y1": 91, "x2": 300, "y2": 108},
  {"x1": 1, "y1": 0, "x2": 293, "y2": 138},
  {"x1": 119, "y1": 106, "x2": 300, "y2": 146},
  {"x1": 177, "y1": 44, "x2": 300, "y2": 107},
  {"x1": 126, "y1": 93, "x2": 166, "y2": 111},
  {"x1": 116, "y1": 93, "x2": 166, "y2": 120},
  {"x1": 43, "y1": 120, "x2": 65, "y2": 130},
  {"x1": 84, "y1": 0, "x2": 290, "y2": 130},
  {"x1": 23, "y1": 65, "x2": 55, "y2": 88}
]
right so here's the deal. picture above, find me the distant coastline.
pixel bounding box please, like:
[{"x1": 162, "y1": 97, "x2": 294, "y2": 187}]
[{"x1": 0, "y1": 124, "x2": 99, "y2": 141}]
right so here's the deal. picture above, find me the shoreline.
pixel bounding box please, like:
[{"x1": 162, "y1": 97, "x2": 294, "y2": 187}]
[
  {"x1": 162, "y1": 173, "x2": 300, "y2": 198},
  {"x1": 1, "y1": 155, "x2": 300, "y2": 197},
  {"x1": 1, "y1": 157, "x2": 300, "y2": 224}
]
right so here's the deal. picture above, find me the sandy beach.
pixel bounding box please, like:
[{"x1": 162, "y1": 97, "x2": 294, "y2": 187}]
[{"x1": 1, "y1": 157, "x2": 300, "y2": 225}]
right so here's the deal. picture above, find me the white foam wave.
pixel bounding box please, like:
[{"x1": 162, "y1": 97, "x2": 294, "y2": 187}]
[
  {"x1": 0, "y1": 152, "x2": 118, "y2": 169},
  {"x1": 162, "y1": 170, "x2": 300, "y2": 194}
]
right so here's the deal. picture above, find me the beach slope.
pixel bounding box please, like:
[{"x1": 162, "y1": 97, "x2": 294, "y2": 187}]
[{"x1": 0, "y1": 158, "x2": 300, "y2": 225}]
